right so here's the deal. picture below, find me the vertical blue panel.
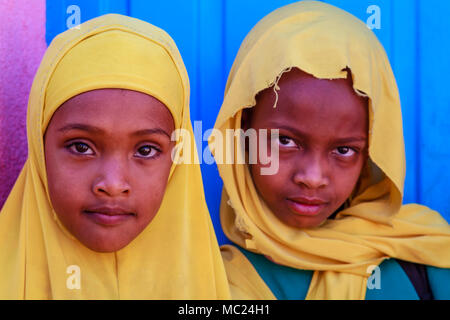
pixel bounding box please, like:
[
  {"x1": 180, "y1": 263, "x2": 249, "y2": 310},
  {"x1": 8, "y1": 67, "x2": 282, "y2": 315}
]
[
  {"x1": 196, "y1": 0, "x2": 228, "y2": 244},
  {"x1": 418, "y1": 0, "x2": 450, "y2": 220},
  {"x1": 46, "y1": 0, "x2": 68, "y2": 44},
  {"x1": 391, "y1": 0, "x2": 418, "y2": 205}
]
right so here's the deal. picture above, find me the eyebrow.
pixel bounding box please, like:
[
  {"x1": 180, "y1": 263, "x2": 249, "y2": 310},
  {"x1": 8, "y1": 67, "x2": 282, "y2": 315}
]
[
  {"x1": 270, "y1": 124, "x2": 367, "y2": 143},
  {"x1": 132, "y1": 128, "x2": 171, "y2": 139},
  {"x1": 58, "y1": 123, "x2": 171, "y2": 139}
]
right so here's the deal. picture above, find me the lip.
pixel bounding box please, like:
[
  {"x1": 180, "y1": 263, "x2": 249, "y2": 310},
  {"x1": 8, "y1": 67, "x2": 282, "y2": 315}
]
[
  {"x1": 286, "y1": 197, "x2": 328, "y2": 216},
  {"x1": 83, "y1": 206, "x2": 135, "y2": 226}
]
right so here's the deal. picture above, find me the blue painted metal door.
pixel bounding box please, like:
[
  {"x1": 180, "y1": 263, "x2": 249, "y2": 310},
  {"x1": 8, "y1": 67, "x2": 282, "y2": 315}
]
[{"x1": 46, "y1": 0, "x2": 450, "y2": 244}]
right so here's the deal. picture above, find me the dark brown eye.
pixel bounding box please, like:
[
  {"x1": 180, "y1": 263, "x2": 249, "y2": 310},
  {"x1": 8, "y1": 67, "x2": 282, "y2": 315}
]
[
  {"x1": 338, "y1": 146, "x2": 349, "y2": 154},
  {"x1": 335, "y1": 146, "x2": 355, "y2": 157},
  {"x1": 135, "y1": 145, "x2": 160, "y2": 158},
  {"x1": 75, "y1": 143, "x2": 88, "y2": 153},
  {"x1": 68, "y1": 142, "x2": 94, "y2": 155},
  {"x1": 278, "y1": 136, "x2": 296, "y2": 147}
]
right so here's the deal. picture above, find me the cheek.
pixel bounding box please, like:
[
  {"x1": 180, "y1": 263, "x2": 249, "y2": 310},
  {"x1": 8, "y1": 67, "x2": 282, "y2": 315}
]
[
  {"x1": 249, "y1": 161, "x2": 288, "y2": 201},
  {"x1": 332, "y1": 159, "x2": 365, "y2": 203},
  {"x1": 45, "y1": 143, "x2": 87, "y2": 212},
  {"x1": 45, "y1": 158, "x2": 92, "y2": 228},
  {"x1": 132, "y1": 155, "x2": 173, "y2": 214}
]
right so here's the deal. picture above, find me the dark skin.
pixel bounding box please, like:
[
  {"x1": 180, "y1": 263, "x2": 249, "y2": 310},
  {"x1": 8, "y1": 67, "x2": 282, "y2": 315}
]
[
  {"x1": 44, "y1": 89, "x2": 175, "y2": 252},
  {"x1": 244, "y1": 68, "x2": 368, "y2": 229}
]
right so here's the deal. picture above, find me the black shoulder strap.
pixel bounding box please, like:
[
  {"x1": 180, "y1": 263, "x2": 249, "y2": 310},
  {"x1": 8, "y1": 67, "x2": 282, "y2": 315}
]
[{"x1": 396, "y1": 259, "x2": 434, "y2": 300}]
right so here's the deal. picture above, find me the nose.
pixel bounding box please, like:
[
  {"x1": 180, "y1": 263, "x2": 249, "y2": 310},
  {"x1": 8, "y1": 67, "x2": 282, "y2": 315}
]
[
  {"x1": 92, "y1": 156, "x2": 131, "y2": 197},
  {"x1": 292, "y1": 154, "x2": 329, "y2": 189}
]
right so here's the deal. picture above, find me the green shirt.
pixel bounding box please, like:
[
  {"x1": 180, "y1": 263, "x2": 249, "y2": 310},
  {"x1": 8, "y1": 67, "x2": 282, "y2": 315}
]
[{"x1": 239, "y1": 247, "x2": 450, "y2": 300}]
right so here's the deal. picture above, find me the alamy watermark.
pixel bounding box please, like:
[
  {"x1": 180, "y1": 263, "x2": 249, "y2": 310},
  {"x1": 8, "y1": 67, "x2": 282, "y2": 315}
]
[
  {"x1": 170, "y1": 122, "x2": 280, "y2": 176},
  {"x1": 66, "y1": 265, "x2": 81, "y2": 290},
  {"x1": 65, "y1": 4, "x2": 381, "y2": 31},
  {"x1": 66, "y1": 5, "x2": 81, "y2": 30},
  {"x1": 366, "y1": 5, "x2": 381, "y2": 30},
  {"x1": 367, "y1": 265, "x2": 381, "y2": 290}
]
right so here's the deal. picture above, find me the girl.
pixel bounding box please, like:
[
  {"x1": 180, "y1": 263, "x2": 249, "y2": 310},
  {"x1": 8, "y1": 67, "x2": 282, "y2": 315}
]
[
  {"x1": 0, "y1": 14, "x2": 230, "y2": 299},
  {"x1": 212, "y1": 1, "x2": 450, "y2": 300}
]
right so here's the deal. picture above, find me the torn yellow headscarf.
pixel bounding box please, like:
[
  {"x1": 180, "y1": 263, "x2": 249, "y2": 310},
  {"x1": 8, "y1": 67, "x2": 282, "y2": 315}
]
[
  {"x1": 212, "y1": 1, "x2": 450, "y2": 300},
  {"x1": 0, "y1": 14, "x2": 230, "y2": 300}
]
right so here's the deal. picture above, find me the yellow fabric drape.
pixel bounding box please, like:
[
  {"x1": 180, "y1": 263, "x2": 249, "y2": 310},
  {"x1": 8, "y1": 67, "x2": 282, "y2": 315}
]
[
  {"x1": 212, "y1": 1, "x2": 450, "y2": 300},
  {"x1": 0, "y1": 14, "x2": 230, "y2": 300}
]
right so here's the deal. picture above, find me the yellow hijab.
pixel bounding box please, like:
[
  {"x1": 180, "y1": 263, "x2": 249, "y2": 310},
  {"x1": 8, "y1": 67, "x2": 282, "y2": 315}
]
[
  {"x1": 212, "y1": 1, "x2": 450, "y2": 300},
  {"x1": 0, "y1": 14, "x2": 230, "y2": 300}
]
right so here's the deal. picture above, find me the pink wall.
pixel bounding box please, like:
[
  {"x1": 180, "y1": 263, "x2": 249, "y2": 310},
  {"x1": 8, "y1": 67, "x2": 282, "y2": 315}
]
[{"x1": 0, "y1": 0, "x2": 47, "y2": 208}]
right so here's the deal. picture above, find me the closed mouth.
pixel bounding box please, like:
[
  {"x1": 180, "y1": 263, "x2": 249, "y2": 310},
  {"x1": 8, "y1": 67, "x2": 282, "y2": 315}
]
[
  {"x1": 83, "y1": 206, "x2": 135, "y2": 216},
  {"x1": 83, "y1": 206, "x2": 136, "y2": 226},
  {"x1": 287, "y1": 197, "x2": 328, "y2": 206},
  {"x1": 286, "y1": 197, "x2": 328, "y2": 216}
]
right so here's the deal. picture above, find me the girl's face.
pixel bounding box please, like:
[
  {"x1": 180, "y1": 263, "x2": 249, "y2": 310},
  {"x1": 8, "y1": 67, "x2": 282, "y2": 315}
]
[
  {"x1": 246, "y1": 68, "x2": 368, "y2": 228},
  {"x1": 44, "y1": 89, "x2": 175, "y2": 252}
]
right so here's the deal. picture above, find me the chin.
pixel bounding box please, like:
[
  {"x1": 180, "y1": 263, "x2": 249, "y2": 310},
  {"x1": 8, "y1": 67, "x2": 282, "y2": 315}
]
[
  {"x1": 80, "y1": 235, "x2": 133, "y2": 253},
  {"x1": 280, "y1": 213, "x2": 327, "y2": 229},
  {"x1": 290, "y1": 220, "x2": 321, "y2": 229},
  {"x1": 85, "y1": 243, "x2": 128, "y2": 253}
]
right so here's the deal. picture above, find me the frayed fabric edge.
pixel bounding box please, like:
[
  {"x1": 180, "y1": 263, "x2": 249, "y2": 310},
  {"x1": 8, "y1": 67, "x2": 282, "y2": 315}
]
[
  {"x1": 271, "y1": 66, "x2": 293, "y2": 108},
  {"x1": 268, "y1": 65, "x2": 368, "y2": 108}
]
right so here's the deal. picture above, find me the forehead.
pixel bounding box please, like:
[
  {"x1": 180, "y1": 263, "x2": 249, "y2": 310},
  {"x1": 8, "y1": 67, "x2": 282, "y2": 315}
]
[
  {"x1": 251, "y1": 69, "x2": 368, "y2": 138},
  {"x1": 48, "y1": 89, "x2": 175, "y2": 133}
]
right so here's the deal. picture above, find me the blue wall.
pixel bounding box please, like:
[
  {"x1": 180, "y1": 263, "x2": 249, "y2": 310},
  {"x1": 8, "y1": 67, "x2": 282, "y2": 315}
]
[{"x1": 47, "y1": 0, "x2": 450, "y2": 244}]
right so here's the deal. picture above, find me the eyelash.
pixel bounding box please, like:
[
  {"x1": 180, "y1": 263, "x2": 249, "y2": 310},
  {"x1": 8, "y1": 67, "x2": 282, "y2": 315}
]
[
  {"x1": 65, "y1": 142, "x2": 162, "y2": 160},
  {"x1": 276, "y1": 136, "x2": 359, "y2": 157}
]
